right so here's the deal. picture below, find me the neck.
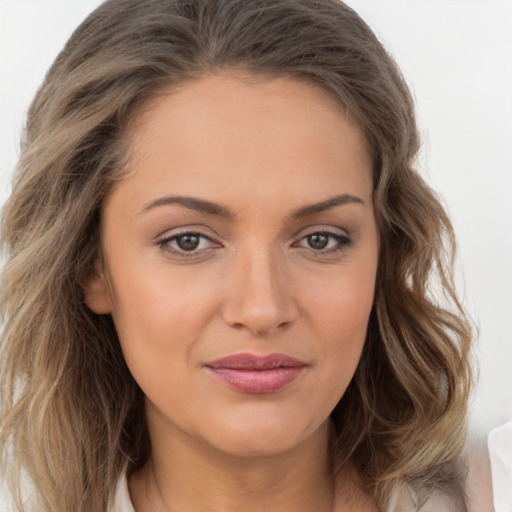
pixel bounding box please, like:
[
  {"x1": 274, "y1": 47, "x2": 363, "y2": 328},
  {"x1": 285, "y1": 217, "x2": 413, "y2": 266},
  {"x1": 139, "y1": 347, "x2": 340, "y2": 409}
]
[{"x1": 130, "y1": 417, "x2": 335, "y2": 512}]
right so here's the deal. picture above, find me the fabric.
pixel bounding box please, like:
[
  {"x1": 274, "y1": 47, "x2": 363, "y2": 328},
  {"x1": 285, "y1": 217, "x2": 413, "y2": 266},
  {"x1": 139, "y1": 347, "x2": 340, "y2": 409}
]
[
  {"x1": 489, "y1": 420, "x2": 512, "y2": 512},
  {"x1": 111, "y1": 443, "x2": 496, "y2": 512},
  {"x1": 110, "y1": 476, "x2": 465, "y2": 512},
  {"x1": 112, "y1": 474, "x2": 135, "y2": 512}
]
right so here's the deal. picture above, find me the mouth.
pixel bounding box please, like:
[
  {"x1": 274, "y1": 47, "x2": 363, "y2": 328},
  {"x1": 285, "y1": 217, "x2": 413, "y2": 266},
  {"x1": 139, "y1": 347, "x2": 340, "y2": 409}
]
[{"x1": 204, "y1": 353, "x2": 308, "y2": 394}]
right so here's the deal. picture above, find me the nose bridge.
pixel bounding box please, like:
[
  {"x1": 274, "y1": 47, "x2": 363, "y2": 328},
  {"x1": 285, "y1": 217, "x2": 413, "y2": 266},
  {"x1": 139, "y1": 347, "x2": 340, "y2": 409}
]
[{"x1": 222, "y1": 241, "x2": 296, "y2": 334}]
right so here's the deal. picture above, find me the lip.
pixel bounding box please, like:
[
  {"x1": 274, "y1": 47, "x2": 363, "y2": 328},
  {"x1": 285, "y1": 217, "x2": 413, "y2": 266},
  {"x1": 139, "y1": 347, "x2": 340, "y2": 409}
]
[{"x1": 205, "y1": 353, "x2": 308, "y2": 394}]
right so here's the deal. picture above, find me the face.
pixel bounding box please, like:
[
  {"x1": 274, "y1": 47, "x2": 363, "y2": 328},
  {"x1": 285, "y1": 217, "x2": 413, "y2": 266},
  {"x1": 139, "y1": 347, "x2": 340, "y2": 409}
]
[{"x1": 86, "y1": 74, "x2": 379, "y2": 458}]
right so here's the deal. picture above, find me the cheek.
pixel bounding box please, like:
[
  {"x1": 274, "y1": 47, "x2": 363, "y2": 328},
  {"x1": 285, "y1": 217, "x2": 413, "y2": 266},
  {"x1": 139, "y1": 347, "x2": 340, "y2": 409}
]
[
  {"x1": 307, "y1": 260, "x2": 376, "y2": 338},
  {"x1": 108, "y1": 256, "x2": 219, "y2": 343},
  {"x1": 320, "y1": 292, "x2": 371, "y2": 377},
  {"x1": 105, "y1": 261, "x2": 224, "y2": 398},
  {"x1": 304, "y1": 258, "x2": 376, "y2": 392}
]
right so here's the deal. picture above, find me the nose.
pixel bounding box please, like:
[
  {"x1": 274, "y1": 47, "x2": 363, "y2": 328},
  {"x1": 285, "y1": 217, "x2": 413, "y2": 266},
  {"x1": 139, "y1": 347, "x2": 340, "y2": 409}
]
[{"x1": 221, "y1": 247, "x2": 298, "y2": 336}]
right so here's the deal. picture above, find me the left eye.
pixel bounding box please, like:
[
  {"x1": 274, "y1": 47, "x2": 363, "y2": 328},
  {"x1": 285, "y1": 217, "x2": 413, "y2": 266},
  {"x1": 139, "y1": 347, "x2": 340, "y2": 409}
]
[
  {"x1": 295, "y1": 232, "x2": 350, "y2": 251},
  {"x1": 159, "y1": 232, "x2": 216, "y2": 253}
]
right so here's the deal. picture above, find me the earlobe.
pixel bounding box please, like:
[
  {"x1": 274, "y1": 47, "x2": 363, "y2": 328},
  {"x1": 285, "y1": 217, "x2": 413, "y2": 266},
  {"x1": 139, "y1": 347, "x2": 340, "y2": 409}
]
[{"x1": 83, "y1": 269, "x2": 113, "y2": 314}]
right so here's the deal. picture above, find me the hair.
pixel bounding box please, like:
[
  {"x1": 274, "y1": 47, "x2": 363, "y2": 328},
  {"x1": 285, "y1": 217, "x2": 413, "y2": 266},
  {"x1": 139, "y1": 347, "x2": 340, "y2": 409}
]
[{"x1": 0, "y1": 1, "x2": 473, "y2": 511}]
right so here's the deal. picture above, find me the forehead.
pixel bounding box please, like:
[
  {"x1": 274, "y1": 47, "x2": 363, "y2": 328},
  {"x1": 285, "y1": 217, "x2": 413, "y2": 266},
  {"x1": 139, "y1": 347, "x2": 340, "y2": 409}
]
[
  {"x1": 128, "y1": 72, "x2": 366, "y2": 150},
  {"x1": 113, "y1": 73, "x2": 373, "y2": 211}
]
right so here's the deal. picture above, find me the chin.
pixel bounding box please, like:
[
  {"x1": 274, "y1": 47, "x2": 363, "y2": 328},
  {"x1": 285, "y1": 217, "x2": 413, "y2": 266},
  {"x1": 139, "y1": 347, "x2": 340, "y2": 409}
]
[
  {"x1": 199, "y1": 412, "x2": 327, "y2": 459},
  {"x1": 210, "y1": 433, "x2": 303, "y2": 459}
]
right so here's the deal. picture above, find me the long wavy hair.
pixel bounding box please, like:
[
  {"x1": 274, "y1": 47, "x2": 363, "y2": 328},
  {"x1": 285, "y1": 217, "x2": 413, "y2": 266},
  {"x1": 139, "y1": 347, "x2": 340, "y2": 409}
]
[{"x1": 0, "y1": 1, "x2": 472, "y2": 511}]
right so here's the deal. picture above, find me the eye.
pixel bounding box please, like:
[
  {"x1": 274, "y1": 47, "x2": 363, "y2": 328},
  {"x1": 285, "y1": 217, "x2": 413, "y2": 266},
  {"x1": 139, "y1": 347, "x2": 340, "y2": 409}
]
[
  {"x1": 304, "y1": 233, "x2": 332, "y2": 250},
  {"x1": 157, "y1": 231, "x2": 220, "y2": 254},
  {"x1": 294, "y1": 231, "x2": 352, "y2": 253},
  {"x1": 174, "y1": 233, "x2": 203, "y2": 251}
]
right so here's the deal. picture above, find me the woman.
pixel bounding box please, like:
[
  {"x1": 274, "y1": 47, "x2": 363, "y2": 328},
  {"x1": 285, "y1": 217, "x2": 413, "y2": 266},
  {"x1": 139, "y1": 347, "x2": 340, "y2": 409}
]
[{"x1": 0, "y1": 0, "x2": 480, "y2": 510}]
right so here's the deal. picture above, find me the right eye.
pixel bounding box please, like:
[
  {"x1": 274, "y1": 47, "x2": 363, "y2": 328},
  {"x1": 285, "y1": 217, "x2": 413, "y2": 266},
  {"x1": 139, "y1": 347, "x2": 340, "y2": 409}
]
[{"x1": 157, "y1": 231, "x2": 221, "y2": 255}]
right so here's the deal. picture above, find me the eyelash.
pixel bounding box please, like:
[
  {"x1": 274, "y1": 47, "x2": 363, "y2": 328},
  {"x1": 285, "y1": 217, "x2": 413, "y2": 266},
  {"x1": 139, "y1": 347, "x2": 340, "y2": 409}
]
[
  {"x1": 292, "y1": 231, "x2": 353, "y2": 254},
  {"x1": 156, "y1": 231, "x2": 220, "y2": 258},
  {"x1": 156, "y1": 230, "x2": 352, "y2": 257}
]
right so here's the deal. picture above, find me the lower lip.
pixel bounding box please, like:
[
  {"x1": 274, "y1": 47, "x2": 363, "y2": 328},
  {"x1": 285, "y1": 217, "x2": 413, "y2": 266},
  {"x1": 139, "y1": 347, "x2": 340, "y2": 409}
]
[{"x1": 206, "y1": 367, "x2": 305, "y2": 394}]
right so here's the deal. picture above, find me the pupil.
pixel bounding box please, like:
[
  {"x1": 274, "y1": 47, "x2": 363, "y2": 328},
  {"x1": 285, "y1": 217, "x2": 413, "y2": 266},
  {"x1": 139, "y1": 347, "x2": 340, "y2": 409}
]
[
  {"x1": 308, "y1": 234, "x2": 328, "y2": 249},
  {"x1": 177, "y1": 234, "x2": 200, "y2": 251}
]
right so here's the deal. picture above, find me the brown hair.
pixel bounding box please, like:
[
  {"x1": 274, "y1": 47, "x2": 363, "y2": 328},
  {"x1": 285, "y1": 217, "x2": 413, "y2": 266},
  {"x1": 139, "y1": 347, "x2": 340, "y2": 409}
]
[{"x1": 0, "y1": 1, "x2": 472, "y2": 510}]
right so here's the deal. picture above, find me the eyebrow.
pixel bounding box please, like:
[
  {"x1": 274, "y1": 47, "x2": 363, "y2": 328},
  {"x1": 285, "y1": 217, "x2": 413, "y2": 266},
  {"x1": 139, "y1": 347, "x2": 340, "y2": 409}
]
[
  {"x1": 290, "y1": 194, "x2": 365, "y2": 218},
  {"x1": 141, "y1": 193, "x2": 364, "y2": 218},
  {"x1": 142, "y1": 195, "x2": 235, "y2": 218}
]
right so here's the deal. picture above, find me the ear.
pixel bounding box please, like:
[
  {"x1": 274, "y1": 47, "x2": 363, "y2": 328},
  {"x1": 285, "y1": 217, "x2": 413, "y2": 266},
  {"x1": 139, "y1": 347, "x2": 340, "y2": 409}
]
[{"x1": 83, "y1": 268, "x2": 113, "y2": 315}]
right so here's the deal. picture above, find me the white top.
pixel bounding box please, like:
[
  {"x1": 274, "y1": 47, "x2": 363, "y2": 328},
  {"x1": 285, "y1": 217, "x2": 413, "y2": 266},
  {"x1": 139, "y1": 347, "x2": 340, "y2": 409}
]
[
  {"x1": 111, "y1": 431, "x2": 500, "y2": 512},
  {"x1": 110, "y1": 475, "x2": 485, "y2": 512},
  {"x1": 112, "y1": 474, "x2": 135, "y2": 512},
  {"x1": 488, "y1": 420, "x2": 512, "y2": 512}
]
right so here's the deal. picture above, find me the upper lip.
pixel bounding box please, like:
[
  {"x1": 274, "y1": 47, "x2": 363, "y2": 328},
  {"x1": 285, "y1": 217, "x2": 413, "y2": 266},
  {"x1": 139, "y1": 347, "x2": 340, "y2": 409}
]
[{"x1": 205, "y1": 353, "x2": 307, "y2": 370}]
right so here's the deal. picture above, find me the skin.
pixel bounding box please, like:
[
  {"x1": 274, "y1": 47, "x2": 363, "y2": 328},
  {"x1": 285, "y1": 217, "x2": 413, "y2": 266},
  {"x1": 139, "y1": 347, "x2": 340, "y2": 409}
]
[{"x1": 85, "y1": 73, "x2": 379, "y2": 512}]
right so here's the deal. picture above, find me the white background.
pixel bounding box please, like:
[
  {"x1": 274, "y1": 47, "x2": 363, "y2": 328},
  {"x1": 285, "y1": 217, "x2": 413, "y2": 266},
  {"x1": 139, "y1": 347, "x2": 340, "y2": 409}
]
[{"x1": 1, "y1": 0, "x2": 511, "y2": 505}]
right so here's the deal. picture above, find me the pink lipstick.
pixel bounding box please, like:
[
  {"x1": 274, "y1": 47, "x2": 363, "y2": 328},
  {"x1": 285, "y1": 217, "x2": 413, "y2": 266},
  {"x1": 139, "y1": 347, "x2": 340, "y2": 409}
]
[{"x1": 205, "y1": 353, "x2": 307, "y2": 394}]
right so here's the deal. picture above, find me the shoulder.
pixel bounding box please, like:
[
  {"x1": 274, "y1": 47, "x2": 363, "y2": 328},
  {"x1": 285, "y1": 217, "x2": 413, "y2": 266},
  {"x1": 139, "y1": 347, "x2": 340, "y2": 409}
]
[
  {"x1": 390, "y1": 432, "x2": 495, "y2": 512},
  {"x1": 463, "y1": 431, "x2": 494, "y2": 512},
  {"x1": 422, "y1": 432, "x2": 494, "y2": 512},
  {"x1": 111, "y1": 472, "x2": 136, "y2": 512},
  {"x1": 410, "y1": 432, "x2": 494, "y2": 512},
  {"x1": 488, "y1": 420, "x2": 512, "y2": 512}
]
